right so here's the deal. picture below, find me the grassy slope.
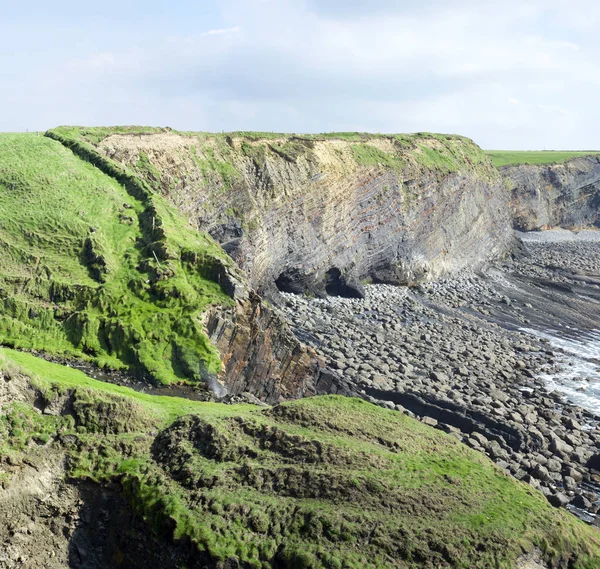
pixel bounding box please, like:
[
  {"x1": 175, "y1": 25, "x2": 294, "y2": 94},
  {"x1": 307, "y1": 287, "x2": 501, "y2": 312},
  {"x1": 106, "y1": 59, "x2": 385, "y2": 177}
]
[
  {"x1": 0, "y1": 133, "x2": 232, "y2": 385},
  {"x1": 486, "y1": 150, "x2": 600, "y2": 168},
  {"x1": 1, "y1": 347, "x2": 599, "y2": 569}
]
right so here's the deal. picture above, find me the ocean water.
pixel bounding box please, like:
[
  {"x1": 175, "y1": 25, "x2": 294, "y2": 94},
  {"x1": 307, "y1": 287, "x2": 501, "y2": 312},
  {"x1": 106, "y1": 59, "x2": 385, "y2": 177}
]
[{"x1": 521, "y1": 327, "x2": 600, "y2": 418}]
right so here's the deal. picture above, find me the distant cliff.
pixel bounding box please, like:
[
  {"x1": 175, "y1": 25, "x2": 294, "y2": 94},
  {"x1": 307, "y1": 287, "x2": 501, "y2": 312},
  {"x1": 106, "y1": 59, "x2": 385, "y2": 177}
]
[
  {"x1": 501, "y1": 156, "x2": 600, "y2": 230},
  {"x1": 70, "y1": 128, "x2": 514, "y2": 297}
]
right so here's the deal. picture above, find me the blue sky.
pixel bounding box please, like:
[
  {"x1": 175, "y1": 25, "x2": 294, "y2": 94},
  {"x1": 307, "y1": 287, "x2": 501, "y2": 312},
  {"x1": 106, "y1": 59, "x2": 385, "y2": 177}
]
[{"x1": 2, "y1": 0, "x2": 599, "y2": 149}]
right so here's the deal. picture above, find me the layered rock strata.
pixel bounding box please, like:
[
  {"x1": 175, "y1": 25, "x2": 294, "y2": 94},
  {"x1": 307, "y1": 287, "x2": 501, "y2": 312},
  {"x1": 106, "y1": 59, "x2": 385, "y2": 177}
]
[
  {"x1": 203, "y1": 289, "x2": 337, "y2": 403},
  {"x1": 503, "y1": 156, "x2": 600, "y2": 230},
  {"x1": 95, "y1": 132, "x2": 513, "y2": 296}
]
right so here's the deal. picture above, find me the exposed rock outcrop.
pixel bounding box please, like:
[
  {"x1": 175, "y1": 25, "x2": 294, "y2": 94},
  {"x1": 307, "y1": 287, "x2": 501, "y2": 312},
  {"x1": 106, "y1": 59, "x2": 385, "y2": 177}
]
[
  {"x1": 96, "y1": 132, "x2": 514, "y2": 296},
  {"x1": 502, "y1": 156, "x2": 600, "y2": 230},
  {"x1": 203, "y1": 289, "x2": 335, "y2": 403}
]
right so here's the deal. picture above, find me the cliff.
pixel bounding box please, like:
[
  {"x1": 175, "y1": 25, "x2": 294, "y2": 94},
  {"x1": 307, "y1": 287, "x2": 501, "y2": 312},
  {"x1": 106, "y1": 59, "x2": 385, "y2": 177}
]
[
  {"x1": 0, "y1": 127, "x2": 516, "y2": 403},
  {"x1": 0, "y1": 132, "x2": 321, "y2": 402},
  {"x1": 55, "y1": 128, "x2": 514, "y2": 297},
  {"x1": 501, "y1": 155, "x2": 600, "y2": 230}
]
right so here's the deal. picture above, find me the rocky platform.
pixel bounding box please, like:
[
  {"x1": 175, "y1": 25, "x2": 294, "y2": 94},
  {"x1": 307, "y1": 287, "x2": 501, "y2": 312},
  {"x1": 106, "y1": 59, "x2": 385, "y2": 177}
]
[{"x1": 280, "y1": 234, "x2": 600, "y2": 523}]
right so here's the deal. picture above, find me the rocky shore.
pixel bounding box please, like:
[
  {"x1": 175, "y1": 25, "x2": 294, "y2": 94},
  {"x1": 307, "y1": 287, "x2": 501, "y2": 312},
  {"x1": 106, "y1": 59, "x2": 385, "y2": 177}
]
[{"x1": 279, "y1": 234, "x2": 600, "y2": 523}]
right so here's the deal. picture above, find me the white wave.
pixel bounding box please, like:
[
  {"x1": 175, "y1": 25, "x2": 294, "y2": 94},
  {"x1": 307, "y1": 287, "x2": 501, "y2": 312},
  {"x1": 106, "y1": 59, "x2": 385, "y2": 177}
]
[{"x1": 521, "y1": 326, "x2": 600, "y2": 415}]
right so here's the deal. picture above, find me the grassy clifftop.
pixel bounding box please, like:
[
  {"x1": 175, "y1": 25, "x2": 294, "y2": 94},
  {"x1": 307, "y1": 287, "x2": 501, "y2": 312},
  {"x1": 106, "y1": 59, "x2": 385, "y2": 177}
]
[
  {"x1": 0, "y1": 133, "x2": 234, "y2": 385},
  {"x1": 1, "y1": 347, "x2": 599, "y2": 569},
  {"x1": 48, "y1": 126, "x2": 499, "y2": 193},
  {"x1": 486, "y1": 150, "x2": 600, "y2": 168}
]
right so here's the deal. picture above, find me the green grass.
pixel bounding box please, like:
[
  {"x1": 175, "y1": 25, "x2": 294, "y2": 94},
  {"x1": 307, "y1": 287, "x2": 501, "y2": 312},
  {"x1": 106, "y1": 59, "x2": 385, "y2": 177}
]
[
  {"x1": 52, "y1": 127, "x2": 499, "y2": 203},
  {"x1": 350, "y1": 143, "x2": 404, "y2": 170},
  {"x1": 0, "y1": 133, "x2": 233, "y2": 385},
  {"x1": 2, "y1": 348, "x2": 250, "y2": 424},
  {"x1": 2, "y1": 347, "x2": 599, "y2": 569},
  {"x1": 486, "y1": 150, "x2": 600, "y2": 168},
  {"x1": 189, "y1": 145, "x2": 240, "y2": 190}
]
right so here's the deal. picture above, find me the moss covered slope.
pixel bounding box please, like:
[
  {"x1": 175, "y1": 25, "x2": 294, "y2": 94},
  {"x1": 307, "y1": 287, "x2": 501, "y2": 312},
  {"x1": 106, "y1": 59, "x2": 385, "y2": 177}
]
[
  {"x1": 1, "y1": 348, "x2": 599, "y2": 569},
  {"x1": 0, "y1": 133, "x2": 234, "y2": 385}
]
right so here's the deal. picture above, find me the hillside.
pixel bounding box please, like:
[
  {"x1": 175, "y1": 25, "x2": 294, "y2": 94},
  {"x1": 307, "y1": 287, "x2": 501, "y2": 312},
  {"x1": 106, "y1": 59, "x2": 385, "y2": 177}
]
[
  {"x1": 0, "y1": 133, "x2": 236, "y2": 386},
  {"x1": 1, "y1": 347, "x2": 599, "y2": 569},
  {"x1": 48, "y1": 127, "x2": 513, "y2": 296}
]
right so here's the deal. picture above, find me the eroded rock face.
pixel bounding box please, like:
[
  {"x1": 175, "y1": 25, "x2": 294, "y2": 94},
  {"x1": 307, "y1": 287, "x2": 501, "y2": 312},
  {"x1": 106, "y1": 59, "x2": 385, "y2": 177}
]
[
  {"x1": 503, "y1": 156, "x2": 600, "y2": 230},
  {"x1": 203, "y1": 290, "x2": 342, "y2": 403},
  {"x1": 90, "y1": 132, "x2": 515, "y2": 399},
  {"x1": 98, "y1": 133, "x2": 513, "y2": 296}
]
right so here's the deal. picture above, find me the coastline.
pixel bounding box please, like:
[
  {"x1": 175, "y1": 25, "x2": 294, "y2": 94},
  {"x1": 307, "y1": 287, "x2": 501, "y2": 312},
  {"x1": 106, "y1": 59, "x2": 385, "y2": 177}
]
[{"x1": 279, "y1": 231, "x2": 600, "y2": 524}]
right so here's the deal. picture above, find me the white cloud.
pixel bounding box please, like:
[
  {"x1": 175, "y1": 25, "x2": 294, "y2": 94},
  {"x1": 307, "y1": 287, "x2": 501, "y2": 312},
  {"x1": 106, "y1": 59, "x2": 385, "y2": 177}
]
[
  {"x1": 2, "y1": 0, "x2": 600, "y2": 149},
  {"x1": 537, "y1": 104, "x2": 570, "y2": 116},
  {"x1": 202, "y1": 26, "x2": 241, "y2": 36}
]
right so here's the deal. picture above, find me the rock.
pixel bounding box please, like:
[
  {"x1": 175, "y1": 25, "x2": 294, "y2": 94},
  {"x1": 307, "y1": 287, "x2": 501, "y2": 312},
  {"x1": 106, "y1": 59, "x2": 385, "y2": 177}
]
[
  {"x1": 430, "y1": 371, "x2": 449, "y2": 383},
  {"x1": 533, "y1": 464, "x2": 550, "y2": 482},
  {"x1": 565, "y1": 467, "x2": 583, "y2": 483},
  {"x1": 562, "y1": 476, "x2": 578, "y2": 491},
  {"x1": 587, "y1": 453, "x2": 600, "y2": 472},
  {"x1": 572, "y1": 495, "x2": 593, "y2": 510},
  {"x1": 489, "y1": 389, "x2": 510, "y2": 403},
  {"x1": 547, "y1": 493, "x2": 571, "y2": 508},
  {"x1": 421, "y1": 416, "x2": 438, "y2": 427},
  {"x1": 470, "y1": 432, "x2": 489, "y2": 447},
  {"x1": 549, "y1": 436, "x2": 574, "y2": 457},
  {"x1": 546, "y1": 458, "x2": 562, "y2": 473}
]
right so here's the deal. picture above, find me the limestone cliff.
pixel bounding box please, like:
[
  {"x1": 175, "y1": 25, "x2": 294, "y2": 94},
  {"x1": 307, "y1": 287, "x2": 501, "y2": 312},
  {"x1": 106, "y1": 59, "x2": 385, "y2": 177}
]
[
  {"x1": 502, "y1": 156, "x2": 600, "y2": 230},
  {"x1": 91, "y1": 130, "x2": 513, "y2": 296}
]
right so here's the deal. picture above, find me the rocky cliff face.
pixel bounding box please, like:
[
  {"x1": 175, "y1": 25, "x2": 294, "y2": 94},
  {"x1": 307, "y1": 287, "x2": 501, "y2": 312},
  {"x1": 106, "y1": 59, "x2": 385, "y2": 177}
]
[
  {"x1": 45, "y1": 128, "x2": 516, "y2": 402},
  {"x1": 202, "y1": 288, "x2": 341, "y2": 403},
  {"x1": 502, "y1": 156, "x2": 600, "y2": 230},
  {"x1": 38, "y1": 128, "x2": 326, "y2": 403},
  {"x1": 95, "y1": 131, "x2": 513, "y2": 297}
]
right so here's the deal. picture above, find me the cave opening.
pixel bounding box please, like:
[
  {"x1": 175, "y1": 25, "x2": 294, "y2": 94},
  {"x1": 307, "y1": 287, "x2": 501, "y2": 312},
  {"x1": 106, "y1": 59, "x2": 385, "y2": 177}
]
[
  {"x1": 325, "y1": 268, "x2": 364, "y2": 299},
  {"x1": 275, "y1": 269, "x2": 305, "y2": 295}
]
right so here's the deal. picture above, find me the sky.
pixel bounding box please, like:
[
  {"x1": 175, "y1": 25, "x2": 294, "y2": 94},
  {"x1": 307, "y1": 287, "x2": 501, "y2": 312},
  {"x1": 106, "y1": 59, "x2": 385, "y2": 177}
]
[{"x1": 2, "y1": 0, "x2": 599, "y2": 149}]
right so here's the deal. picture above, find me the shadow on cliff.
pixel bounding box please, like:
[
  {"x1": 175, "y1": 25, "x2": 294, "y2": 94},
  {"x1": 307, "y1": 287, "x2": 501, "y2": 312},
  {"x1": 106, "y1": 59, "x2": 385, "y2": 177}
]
[{"x1": 67, "y1": 481, "x2": 209, "y2": 569}]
